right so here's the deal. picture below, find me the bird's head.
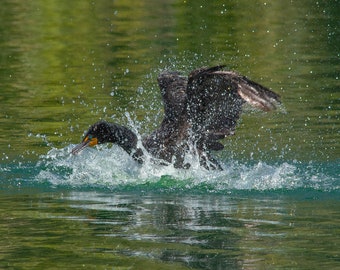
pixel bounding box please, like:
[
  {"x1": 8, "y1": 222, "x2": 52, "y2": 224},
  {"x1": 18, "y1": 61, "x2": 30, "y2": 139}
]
[{"x1": 71, "y1": 121, "x2": 112, "y2": 154}]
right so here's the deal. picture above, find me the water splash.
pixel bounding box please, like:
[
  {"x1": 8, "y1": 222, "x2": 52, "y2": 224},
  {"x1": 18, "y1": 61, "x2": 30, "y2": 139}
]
[{"x1": 35, "y1": 143, "x2": 339, "y2": 193}]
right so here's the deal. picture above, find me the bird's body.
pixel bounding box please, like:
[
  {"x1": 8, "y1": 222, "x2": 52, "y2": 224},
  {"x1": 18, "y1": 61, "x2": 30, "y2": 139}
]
[{"x1": 72, "y1": 65, "x2": 280, "y2": 170}]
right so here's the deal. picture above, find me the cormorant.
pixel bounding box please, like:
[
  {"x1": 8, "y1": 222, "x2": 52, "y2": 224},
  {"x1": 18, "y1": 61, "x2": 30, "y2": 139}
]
[{"x1": 72, "y1": 65, "x2": 280, "y2": 169}]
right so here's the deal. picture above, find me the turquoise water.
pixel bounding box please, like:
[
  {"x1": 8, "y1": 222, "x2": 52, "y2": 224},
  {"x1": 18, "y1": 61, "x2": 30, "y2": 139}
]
[
  {"x1": 3, "y1": 145, "x2": 339, "y2": 193},
  {"x1": 1, "y1": 0, "x2": 339, "y2": 269},
  {"x1": 1, "y1": 160, "x2": 340, "y2": 269},
  {"x1": 1, "y1": 145, "x2": 339, "y2": 269}
]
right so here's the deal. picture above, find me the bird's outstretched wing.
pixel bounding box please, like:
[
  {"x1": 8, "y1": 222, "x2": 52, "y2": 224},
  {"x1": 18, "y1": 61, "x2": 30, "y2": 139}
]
[
  {"x1": 157, "y1": 71, "x2": 188, "y2": 123},
  {"x1": 142, "y1": 71, "x2": 189, "y2": 166},
  {"x1": 186, "y1": 66, "x2": 280, "y2": 151}
]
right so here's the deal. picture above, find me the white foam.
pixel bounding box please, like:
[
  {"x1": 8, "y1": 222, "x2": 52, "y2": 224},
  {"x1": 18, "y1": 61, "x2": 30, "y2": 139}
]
[{"x1": 36, "y1": 142, "x2": 305, "y2": 191}]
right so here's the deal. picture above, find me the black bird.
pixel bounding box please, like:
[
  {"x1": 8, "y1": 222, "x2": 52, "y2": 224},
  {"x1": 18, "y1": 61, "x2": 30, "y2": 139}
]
[{"x1": 72, "y1": 65, "x2": 280, "y2": 169}]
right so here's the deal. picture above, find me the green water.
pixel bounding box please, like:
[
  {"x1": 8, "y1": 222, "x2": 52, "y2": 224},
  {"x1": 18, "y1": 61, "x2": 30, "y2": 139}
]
[
  {"x1": 0, "y1": 0, "x2": 339, "y2": 269},
  {"x1": 0, "y1": 189, "x2": 339, "y2": 269}
]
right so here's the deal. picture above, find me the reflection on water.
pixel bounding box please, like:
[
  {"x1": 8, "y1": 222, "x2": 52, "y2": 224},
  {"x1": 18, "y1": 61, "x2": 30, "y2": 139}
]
[{"x1": 0, "y1": 190, "x2": 339, "y2": 269}]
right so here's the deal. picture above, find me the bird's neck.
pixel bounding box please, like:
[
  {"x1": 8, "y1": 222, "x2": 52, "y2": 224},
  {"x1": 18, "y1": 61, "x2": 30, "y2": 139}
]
[{"x1": 107, "y1": 123, "x2": 139, "y2": 154}]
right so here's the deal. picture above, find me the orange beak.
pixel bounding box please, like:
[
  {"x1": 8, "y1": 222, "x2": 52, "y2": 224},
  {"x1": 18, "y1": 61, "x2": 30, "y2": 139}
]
[{"x1": 71, "y1": 136, "x2": 98, "y2": 155}]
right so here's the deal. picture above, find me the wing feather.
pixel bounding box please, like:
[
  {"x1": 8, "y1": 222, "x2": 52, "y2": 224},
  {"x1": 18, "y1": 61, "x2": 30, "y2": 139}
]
[
  {"x1": 186, "y1": 66, "x2": 280, "y2": 151},
  {"x1": 157, "y1": 71, "x2": 187, "y2": 122}
]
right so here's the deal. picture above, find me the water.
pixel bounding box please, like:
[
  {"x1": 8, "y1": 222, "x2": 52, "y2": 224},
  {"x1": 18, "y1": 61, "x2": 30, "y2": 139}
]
[{"x1": 1, "y1": 0, "x2": 339, "y2": 269}]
